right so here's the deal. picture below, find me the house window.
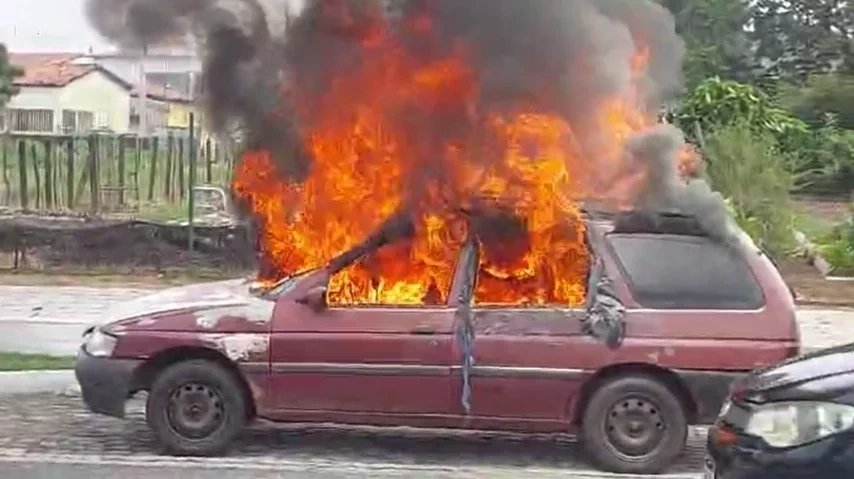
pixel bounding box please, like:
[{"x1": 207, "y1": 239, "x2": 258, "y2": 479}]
[
  {"x1": 8, "y1": 109, "x2": 54, "y2": 133},
  {"x1": 78, "y1": 112, "x2": 94, "y2": 133},
  {"x1": 62, "y1": 110, "x2": 95, "y2": 134}
]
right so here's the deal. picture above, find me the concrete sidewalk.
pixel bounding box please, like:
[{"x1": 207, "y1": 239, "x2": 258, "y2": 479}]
[{"x1": 0, "y1": 284, "x2": 852, "y2": 356}]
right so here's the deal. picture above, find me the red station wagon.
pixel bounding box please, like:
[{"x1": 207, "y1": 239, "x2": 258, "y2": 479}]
[{"x1": 75, "y1": 211, "x2": 800, "y2": 474}]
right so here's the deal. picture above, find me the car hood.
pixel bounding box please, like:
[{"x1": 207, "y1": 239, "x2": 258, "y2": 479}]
[
  {"x1": 102, "y1": 279, "x2": 275, "y2": 333},
  {"x1": 735, "y1": 343, "x2": 854, "y2": 400}
]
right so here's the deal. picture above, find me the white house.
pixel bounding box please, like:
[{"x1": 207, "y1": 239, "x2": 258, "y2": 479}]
[{"x1": 1, "y1": 53, "x2": 185, "y2": 136}]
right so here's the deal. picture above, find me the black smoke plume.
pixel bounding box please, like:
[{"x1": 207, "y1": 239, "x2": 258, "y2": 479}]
[{"x1": 85, "y1": 0, "x2": 738, "y2": 245}]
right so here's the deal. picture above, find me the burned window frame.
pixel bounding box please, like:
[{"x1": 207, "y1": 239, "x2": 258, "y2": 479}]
[
  {"x1": 605, "y1": 233, "x2": 765, "y2": 310},
  {"x1": 324, "y1": 238, "x2": 464, "y2": 309},
  {"x1": 469, "y1": 227, "x2": 594, "y2": 310}
]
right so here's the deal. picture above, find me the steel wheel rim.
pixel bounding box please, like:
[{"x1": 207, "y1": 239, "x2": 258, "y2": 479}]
[
  {"x1": 602, "y1": 394, "x2": 667, "y2": 461},
  {"x1": 165, "y1": 381, "x2": 226, "y2": 440}
]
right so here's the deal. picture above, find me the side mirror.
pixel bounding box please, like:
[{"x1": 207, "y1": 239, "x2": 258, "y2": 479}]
[{"x1": 297, "y1": 286, "x2": 327, "y2": 312}]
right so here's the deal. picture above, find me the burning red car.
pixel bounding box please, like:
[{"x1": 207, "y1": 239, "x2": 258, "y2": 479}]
[{"x1": 75, "y1": 211, "x2": 799, "y2": 474}]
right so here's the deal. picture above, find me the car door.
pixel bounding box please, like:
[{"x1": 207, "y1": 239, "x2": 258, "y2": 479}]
[
  {"x1": 452, "y1": 239, "x2": 594, "y2": 425},
  {"x1": 267, "y1": 247, "x2": 461, "y2": 422}
]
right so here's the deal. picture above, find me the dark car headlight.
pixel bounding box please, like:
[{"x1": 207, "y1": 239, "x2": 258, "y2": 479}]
[
  {"x1": 83, "y1": 329, "x2": 118, "y2": 357},
  {"x1": 745, "y1": 401, "x2": 854, "y2": 448}
]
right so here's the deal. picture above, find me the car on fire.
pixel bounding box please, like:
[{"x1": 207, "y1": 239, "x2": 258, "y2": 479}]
[
  {"x1": 705, "y1": 343, "x2": 854, "y2": 479},
  {"x1": 75, "y1": 210, "x2": 799, "y2": 474}
]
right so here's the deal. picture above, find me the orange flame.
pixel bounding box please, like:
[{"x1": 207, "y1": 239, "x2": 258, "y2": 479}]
[{"x1": 233, "y1": 13, "x2": 675, "y2": 307}]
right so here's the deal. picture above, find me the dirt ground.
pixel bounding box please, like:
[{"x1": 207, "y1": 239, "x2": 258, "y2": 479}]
[
  {"x1": 792, "y1": 196, "x2": 851, "y2": 223},
  {"x1": 779, "y1": 257, "x2": 854, "y2": 307}
]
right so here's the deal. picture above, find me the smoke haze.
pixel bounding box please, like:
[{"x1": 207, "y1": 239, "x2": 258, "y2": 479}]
[{"x1": 85, "y1": 0, "x2": 738, "y2": 249}]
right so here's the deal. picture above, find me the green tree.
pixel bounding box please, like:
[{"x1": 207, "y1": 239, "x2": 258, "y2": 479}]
[
  {"x1": 657, "y1": 0, "x2": 755, "y2": 89},
  {"x1": 675, "y1": 77, "x2": 808, "y2": 143},
  {"x1": 751, "y1": 0, "x2": 854, "y2": 84},
  {"x1": 0, "y1": 43, "x2": 23, "y2": 109},
  {"x1": 777, "y1": 73, "x2": 854, "y2": 129}
]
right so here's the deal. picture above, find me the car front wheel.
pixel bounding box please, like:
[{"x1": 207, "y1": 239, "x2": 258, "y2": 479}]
[
  {"x1": 580, "y1": 374, "x2": 688, "y2": 474},
  {"x1": 146, "y1": 360, "x2": 247, "y2": 456}
]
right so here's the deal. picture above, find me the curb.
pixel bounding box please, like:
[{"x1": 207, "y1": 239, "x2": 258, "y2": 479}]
[
  {"x1": 794, "y1": 230, "x2": 854, "y2": 281},
  {"x1": 0, "y1": 370, "x2": 79, "y2": 396}
]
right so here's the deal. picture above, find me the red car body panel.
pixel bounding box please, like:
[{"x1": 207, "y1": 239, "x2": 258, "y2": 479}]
[{"x1": 102, "y1": 219, "x2": 799, "y2": 432}]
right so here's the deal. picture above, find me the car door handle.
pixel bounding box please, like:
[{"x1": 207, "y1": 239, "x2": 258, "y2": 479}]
[{"x1": 412, "y1": 324, "x2": 437, "y2": 335}]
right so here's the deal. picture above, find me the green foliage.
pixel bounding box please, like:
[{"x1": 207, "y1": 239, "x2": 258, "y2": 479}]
[
  {"x1": 817, "y1": 207, "x2": 854, "y2": 275},
  {"x1": 702, "y1": 122, "x2": 796, "y2": 256},
  {"x1": 784, "y1": 115, "x2": 854, "y2": 194},
  {"x1": 675, "y1": 77, "x2": 808, "y2": 143},
  {"x1": 656, "y1": 0, "x2": 755, "y2": 89},
  {"x1": 776, "y1": 73, "x2": 854, "y2": 130},
  {"x1": 0, "y1": 43, "x2": 23, "y2": 109},
  {"x1": 751, "y1": 0, "x2": 854, "y2": 84}
]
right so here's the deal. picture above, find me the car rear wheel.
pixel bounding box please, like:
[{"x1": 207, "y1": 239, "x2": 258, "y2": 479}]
[
  {"x1": 580, "y1": 375, "x2": 688, "y2": 474},
  {"x1": 146, "y1": 360, "x2": 246, "y2": 456}
]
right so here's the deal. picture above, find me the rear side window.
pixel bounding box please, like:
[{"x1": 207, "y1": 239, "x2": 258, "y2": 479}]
[{"x1": 607, "y1": 234, "x2": 764, "y2": 310}]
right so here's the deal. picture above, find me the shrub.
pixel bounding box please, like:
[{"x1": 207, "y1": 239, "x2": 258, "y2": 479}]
[
  {"x1": 817, "y1": 206, "x2": 854, "y2": 276},
  {"x1": 785, "y1": 115, "x2": 854, "y2": 196},
  {"x1": 701, "y1": 122, "x2": 795, "y2": 256},
  {"x1": 675, "y1": 77, "x2": 808, "y2": 144}
]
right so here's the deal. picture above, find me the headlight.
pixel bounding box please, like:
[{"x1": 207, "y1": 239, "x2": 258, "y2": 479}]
[
  {"x1": 84, "y1": 329, "x2": 118, "y2": 357},
  {"x1": 745, "y1": 401, "x2": 854, "y2": 448}
]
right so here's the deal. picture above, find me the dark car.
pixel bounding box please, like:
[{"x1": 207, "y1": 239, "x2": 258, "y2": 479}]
[
  {"x1": 75, "y1": 211, "x2": 799, "y2": 474},
  {"x1": 706, "y1": 344, "x2": 854, "y2": 479}
]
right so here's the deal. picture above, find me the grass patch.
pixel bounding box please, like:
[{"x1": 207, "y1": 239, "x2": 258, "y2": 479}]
[
  {"x1": 793, "y1": 211, "x2": 836, "y2": 240},
  {"x1": 0, "y1": 353, "x2": 76, "y2": 372}
]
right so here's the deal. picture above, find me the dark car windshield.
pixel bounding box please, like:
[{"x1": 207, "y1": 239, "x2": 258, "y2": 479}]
[{"x1": 607, "y1": 234, "x2": 764, "y2": 310}]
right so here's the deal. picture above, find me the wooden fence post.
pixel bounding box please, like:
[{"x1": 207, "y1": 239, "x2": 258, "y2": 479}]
[
  {"x1": 165, "y1": 133, "x2": 174, "y2": 200},
  {"x1": 89, "y1": 135, "x2": 99, "y2": 213},
  {"x1": 17, "y1": 140, "x2": 28, "y2": 209},
  {"x1": 1, "y1": 136, "x2": 9, "y2": 206},
  {"x1": 118, "y1": 137, "x2": 126, "y2": 206},
  {"x1": 148, "y1": 136, "x2": 159, "y2": 202},
  {"x1": 31, "y1": 143, "x2": 40, "y2": 210},
  {"x1": 177, "y1": 137, "x2": 185, "y2": 200},
  {"x1": 205, "y1": 137, "x2": 212, "y2": 184},
  {"x1": 66, "y1": 139, "x2": 75, "y2": 209},
  {"x1": 134, "y1": 137, "x2": 142, "y2": 205},
  {"x1": 44, "y1": 139, "x2": 53, "y2": 209}
]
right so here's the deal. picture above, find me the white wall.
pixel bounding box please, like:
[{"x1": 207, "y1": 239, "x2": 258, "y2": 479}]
[
  {"x1": 60, "y1": 71, "x2": 131, "y2": 133},
  {"x1": 7, "y1": 71, "x2": 132, "y2": 134},
  {"x1": 7, "y1": 86, "x2": 61, "y2": 111},
  {"x1": 96, "y1": 55, "x2": 201, "y2": 86}
]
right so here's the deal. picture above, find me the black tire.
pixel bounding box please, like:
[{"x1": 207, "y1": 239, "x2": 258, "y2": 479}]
[
  {"x1": 146, "y1": 360, "x2": 246, "y2": 456},
  {"x1": 580, "y1": 375, "x2": 688, "y2": 474}
]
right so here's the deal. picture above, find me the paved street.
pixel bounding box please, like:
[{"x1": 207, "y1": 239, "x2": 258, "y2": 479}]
[{"x1": 0, "y1": 393, "x2": 705, "y2": 479}]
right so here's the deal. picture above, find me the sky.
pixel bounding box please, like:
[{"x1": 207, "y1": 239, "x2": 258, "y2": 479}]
[
  {"x1": 0, "y1": 0, "x2": 305, "y2": 54},
  {"x1": 0, "y1": 0, "x2": 115, "y2": 53}
]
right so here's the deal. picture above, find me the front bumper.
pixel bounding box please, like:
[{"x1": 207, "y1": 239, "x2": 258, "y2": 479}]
[
  {"x1": 706, "y1": 424, "x2": 854, "y2": 479},
  {"x1": 75, "y1": 347, "x2": 141, "y2": 418}
]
